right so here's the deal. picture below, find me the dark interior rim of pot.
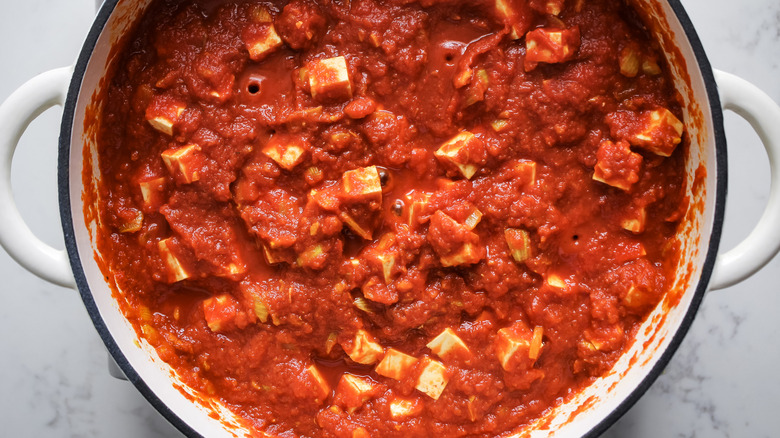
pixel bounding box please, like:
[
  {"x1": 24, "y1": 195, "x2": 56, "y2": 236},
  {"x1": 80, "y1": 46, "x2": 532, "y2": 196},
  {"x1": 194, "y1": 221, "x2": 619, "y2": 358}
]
[{"x1": 56, "y1": 0, "x2": 728, "y2": 437}]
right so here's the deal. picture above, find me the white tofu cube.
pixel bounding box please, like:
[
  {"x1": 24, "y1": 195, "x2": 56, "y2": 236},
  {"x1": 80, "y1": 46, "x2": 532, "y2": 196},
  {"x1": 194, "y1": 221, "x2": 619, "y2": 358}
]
[
  {"x1": 621, "y1": 207, "x2": 647, "y2": 234},
  {"x1": 512, "y1": 160, "x2": 537, "y2": 186},
  {"x1": 334, "y1": 374, "x2": 379, "y2": 413},
  {"x1": 434, "y1": 131, "x2": 484, "y2": 180},
  {"x1": 426, "y1": 328, "x2": 472, "y2": 360},
  {"x1": 304, "y1": 364, "x2": 331, "y2": 403},
  {"x1": 375, "y1": 348, "x2": 418, "y2": 381},
  {"x1": 161, "y1": 144, "x2": 202, "y2": 184},
  {"x1": 405, "y1": 191, "x2": 431, "y2": 228},
  {"x1": 415, "y1": 357, "x2": 449, "y2": 400},
  {"x1": 262, "y1": 135, "x2": 307, "y2": 171},
  {"x1": 339, "y1": 210, "x2": 374, "y2": 240},
  {"x1": 308, "y1": 56, "x2": 352, "y2": 101},
  {"x1": 342, "y1": 329, "x2": 385, "y2": 365},
  {"x1": 495, "y1": 0, "x2": 531, "y2": 39},
  {"x1": 139, "y1": 177, "x2": 166, "y2": 210},
  {"x1": 525, "y1": 27, "x2": 580, "y2": 70},
  {"x1": 495, "y1": 324, "x2": 532, "y2": 371},
  {"x1": 630, "y1": 108, "x2": 684, "y2": 157},
  {"x1": 246, "y1": 24, "x2": 284, "y2": 61},
  {"x1": 592, "y1": 140, "x2": 642, "y2": 191},
  {"x1": 342, "y1": 166, "x2": 382, "y2": 203},
  {"x1": 202, "y1": 294, "x2": 240, "y2": 333},
  {"x1": 158, "y1": 238, "x2": 190, "y2": 282},
  {"x1": 389, "y1": 397, "x2": 422, "y2": 419},
  {"x1": 146, "y1": 102, "x2": 185, "y2": 136}
]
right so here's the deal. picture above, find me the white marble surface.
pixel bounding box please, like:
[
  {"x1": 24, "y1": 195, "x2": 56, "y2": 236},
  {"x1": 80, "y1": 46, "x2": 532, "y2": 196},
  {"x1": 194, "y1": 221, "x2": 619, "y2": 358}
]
[{"x1": 0, "y1": 0, "x2": 778, "y2": 437}]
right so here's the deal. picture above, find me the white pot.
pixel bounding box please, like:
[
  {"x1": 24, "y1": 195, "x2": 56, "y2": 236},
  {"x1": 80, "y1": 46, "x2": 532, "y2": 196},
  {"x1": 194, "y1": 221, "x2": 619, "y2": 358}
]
[{"x1": 1, "y1": 0, "x2": 779, "y2": 436}]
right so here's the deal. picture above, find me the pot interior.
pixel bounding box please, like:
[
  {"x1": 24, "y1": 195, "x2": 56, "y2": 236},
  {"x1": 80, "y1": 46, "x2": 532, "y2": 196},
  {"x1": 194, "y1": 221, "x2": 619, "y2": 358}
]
[{"x1": 61, "y1": 0, "x2": 724, "y2": 436}]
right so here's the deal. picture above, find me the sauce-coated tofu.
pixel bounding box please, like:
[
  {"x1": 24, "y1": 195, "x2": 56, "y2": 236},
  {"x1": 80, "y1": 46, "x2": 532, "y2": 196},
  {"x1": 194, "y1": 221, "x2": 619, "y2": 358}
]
[
  {"x1": 145, "y1": 98, "x2": 185, "y2": 136},
  {"x1": 342, "y1": 329, "x2": 385, "y2": 365},
  {"x1": 375, "y1": 348, "x2": 417, "y2": 381},
  {"x1": 342, "y1": 166, "x2": 382, "y2": 203},
  {"x1": 427, "y1": 328, "x2": 472, "y2": 360},
  {"x1": 496, "y1": 322, "x2": 543, "y2": 371},
  {"x1": 245, "y1": 24, "x2": 283, "y2": 61},
  {"x1": 389, "y1": 397, "x2": 422, "y2": 419},
  {"x1": 592, "y1": 140, "x2": 642, "y2": 191},
  {"x1": 415, "y1": 357, "x2": 449, "y2": 400},
  {"x1": 262, "y1": 134, "x2": 307, "y2": 171},
  {"x1": 494, "y1": 0, "x2": 533, "y2": 39},
  {"x1": 161, "y1": 144, "x2": 202, "y2": 184},
  {"x1": 158, "y1": 237, "x2": 191, "y2": 282},
  {"x1": 631, "y1": 108, "x2": 684, "y2": 157},
  {"x1": 308, "y1": 56, "x2": 352, "y2": 101},
  {"x1": 434, "y1": 131, "x2": 485, "y2": 180},
  {"x1": 303, "y1": 364, "x2": 331, "y2": 403},
  {"x1": 525, "y1": 26, "x2": 581, "y2": 71},
  {"x1": 334, "y1": 374, "x2": 381, "y2": 413},
  {"x1": 202, "y1": 294, "x2": 241, "y2": 333}
]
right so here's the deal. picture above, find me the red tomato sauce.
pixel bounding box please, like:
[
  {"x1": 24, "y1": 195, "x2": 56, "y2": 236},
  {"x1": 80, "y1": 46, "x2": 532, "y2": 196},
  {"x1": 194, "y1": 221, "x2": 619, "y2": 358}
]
[{"x1": 92, "y1": 0, "x2": 688, "y2": 436}]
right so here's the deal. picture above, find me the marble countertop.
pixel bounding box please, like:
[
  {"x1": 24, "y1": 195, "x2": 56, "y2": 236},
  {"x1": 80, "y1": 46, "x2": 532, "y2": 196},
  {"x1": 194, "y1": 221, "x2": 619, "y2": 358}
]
[{"x1": 0, "y1": 0, "x2": 778, "y2": 436}]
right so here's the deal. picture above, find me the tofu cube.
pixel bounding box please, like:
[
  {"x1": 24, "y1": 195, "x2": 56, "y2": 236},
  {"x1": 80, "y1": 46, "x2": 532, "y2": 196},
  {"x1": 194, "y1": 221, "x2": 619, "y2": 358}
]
[
  {"x1": 202, "y1": 294, "x2": 240, "y2": 333},
  {"x1": 405, "y1": 191, "x2": 431, "y2": 228},
  {"x1": 496, "y1": 323, "x2": 536, "y2": 371},
  {"x1": 245, "y1": 24, "x2": 284, "y2": 61},
  {"x1": 161, "y1": 144, "x2": 202, "y2": 184},
  {"x1": 427, "y1": 328, "x2": 472, "y2": 360},
  {"x1": 630, "y1": 108, "x2": 684, "y2": 157},
  {"x1": 139, "y1": 177, "x2": 166, "y2": 211},
  {"x1": 619, "y1": 45, "x2": 641, "y2": 78},
  {"x1": 118, "y1": 210, "x2": 144, "y2": 233},
  {"x1": 296, "y1": 244, "x2": 326, "y2": 269},
  {"x1": 495, "y1": 0, "x2": 533, "y2": 39},
  {"x1": 375, "y1": 348, "x2": 418, "y2": 381},
  {"x1": 621, "y1": 207, "x2": 647, "y2": 234},
  {"x1": 308, "y1": 56, "x2": 352, "y2": 101},
  {"x1": 158, "y1": 237, "x2": 191, "y2": 282},
  {"x1": 303, "y1": 364, "x2": 331, "y2": 403},
  {"x1": 530, "y1": 0, "x2": 565, "y2": 15},
  {"x1": 334, "y1": 374, "x2": 381, "y2": 413},
  {"x1": 389, "y1": 397, "x2": 423, "y2": 419},
  {"x1": 342, "y1": 329, "x2": 385, "y2": 365},
  {"x1": 415, "y1": 357, "x2": 449, "y2": 400},
  {"x1": 342, "y1": 166, "x2": 382, "y2": 204},
  {"x1": 339, "y1": 210, "x2": 374, "y2": 240},
  {"x1": 592, "y1": 140, "x2": 642, "y2": 191},
  {"x1": 262, "y1": 135, "x2": 307, "y2": 171},
  {"x1": 525, "y1": 26, "x2": 581, "y2": 71},
  {"x1": 434, "y1": 131, "x2": 485, "y2": 180},
  {"x1": 504, "y1": 228, "x2": 533, "y2": 263},
  {"x1": 145, "y1": 100, "x2": 185, "y2": 136},
  {"x1": 512, "y1": 160, "x2": 537, "y2": 186},
  {"x1": 623, "y1": 284, "x2": 655, "y2": 310}
]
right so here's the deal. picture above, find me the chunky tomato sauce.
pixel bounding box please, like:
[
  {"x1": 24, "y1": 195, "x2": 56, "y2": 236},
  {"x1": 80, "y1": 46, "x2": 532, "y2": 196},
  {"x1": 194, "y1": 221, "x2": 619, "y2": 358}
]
[{"x1": 92, "y1": 0, "x2": 688, "y2": 436}]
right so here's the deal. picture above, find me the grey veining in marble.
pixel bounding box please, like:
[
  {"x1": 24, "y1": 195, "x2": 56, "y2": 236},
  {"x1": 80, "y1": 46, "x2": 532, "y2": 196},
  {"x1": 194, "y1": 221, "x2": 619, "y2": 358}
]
[{"x1": 0, "y1": 0, "x2": 778, "y2": 437}]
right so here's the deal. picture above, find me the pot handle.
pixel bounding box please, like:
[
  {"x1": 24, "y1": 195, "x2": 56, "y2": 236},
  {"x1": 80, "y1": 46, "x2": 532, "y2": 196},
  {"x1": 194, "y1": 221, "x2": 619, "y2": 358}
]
[
  {"x1": 709, "y1": 70, "x2": 780, "y2": 290},
  {"x1": 0, "y1": 66, "x2": 76, "y2": 289}
]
